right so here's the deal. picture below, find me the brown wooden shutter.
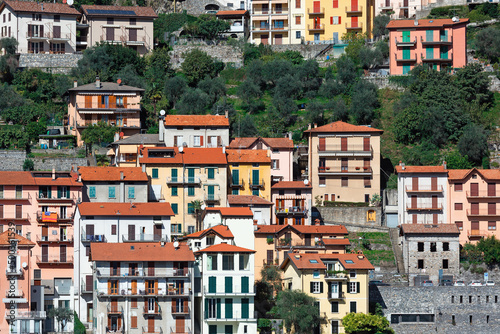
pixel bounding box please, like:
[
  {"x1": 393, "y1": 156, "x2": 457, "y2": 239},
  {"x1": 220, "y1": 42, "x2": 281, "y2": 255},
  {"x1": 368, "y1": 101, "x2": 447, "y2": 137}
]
[
  {"x1": 411, "y1": 195, "x2": 417, "y2": 209},
  {"x1": 108, "y1": 280, "x2": 111, "y2": 294},
  {"x1": 16, "y1": 205, "x2": 22, "y2": 219},
  {"x1": 276, "y1": 159, "x2": 280, "y2": 169},
  {"x1": 200, "y1": 136, "x2": 204, "y2": 146},
  {"x1": 117, "y1": 316, "x2": 121, "y2": 329},
  {"x1": 488, "y1": 203, "x2": 496, "y2": 215},
  {"x1": 174, "y1": 136, "x2": 177, "y2": 147},
  {"x1": 28, "y1": 24, "x2": 32, "y2": 37},
  {"x1": 109, "y1": 95, "x2": 116, "y2": 108},
  {"x1": 431, "y1": 177, "x2": 437, "y2": 191},
  {"x1": 53, "y1": 26, "x2": 61, "y2": 38},
  {"x1": 488, "y1": 183, "x2": 496, "y2": 197},
  {"x1": 266, "y1": 250, "x2": 273, "y2": 264},
  {"x1": 108, "y1": 315, "x2": 111, "y2": 329},
  {"x1": 184, "y1": 299, "x2": 188, "y2": 312},
  {"x1": 85, "y1": 96, "x2": 92, "y2": 108},
  {"x1": 40, "y1": 24, "x2": 43, "y2": 37},
  {"x1": 363, "y1": 137, "x2": 370, "y2": 151},
  {"x1": 471, "y1": 183, "x2": 479, "y2": 196},
  {"x1": 324, "y1": 194, "x2": 329, "y2": 201},
  {"x1": 432, "y1": 195, "x2": 437, "y2": 209},
  {"x1": 86, "y1": 275, "x2": 93, "y2": 291},
  {"x1": 154, "y1": 280, "x2": 158, "y2": 294},
  {"x1": 131, "y1": 298, "x2": 137, "y2": 308},
  {"x1": 131, "y1": 316, "x2": 137, "y2": 328},
  {"x1": 412, "y1": 177, "x2": 418, "y2": 191},
  {"x1": 319, "y1": 137, "x2": 325, "y2": 151},
  {"x1": 471, "y1": 221, "x2": 479, "y2": 231},
  {"x1": 172, "y1": 299, "x2": 176, "y2": 313},
  {"x1": 433, "y1": 214, "x2": 438, "y2": 223},
  {"x1": 124, "y1": 97, "x2": 128, "y2": 107},
  {"x1": 471, "y1": 203, "x2": 479, "y2": 215},
  {"x1": 341, "y1": 137, "x2": 347, "y2": 151},
  {"x1": 412, "y1": 214, "x2": 417, "y2": 224},
  {"x1": 0, "y1": 205, "x2": 3, "y2": 218}
]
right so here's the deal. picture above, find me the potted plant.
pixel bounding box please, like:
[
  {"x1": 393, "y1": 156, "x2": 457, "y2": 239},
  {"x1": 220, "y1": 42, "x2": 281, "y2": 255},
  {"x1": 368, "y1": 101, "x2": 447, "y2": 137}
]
[{"x1": 267, "y1": 237, "x2": 274, "y2": 244}]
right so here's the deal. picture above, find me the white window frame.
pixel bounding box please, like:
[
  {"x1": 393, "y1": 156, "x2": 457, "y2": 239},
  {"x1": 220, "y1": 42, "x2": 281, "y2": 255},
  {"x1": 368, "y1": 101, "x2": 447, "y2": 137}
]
[
  {"x1": 349, "y1": 282, "x2": 357, "y2": 294},
  {"x1": 332, "y1": 16, "x2": 339, "y2": 25},
  {"x1": 312, "y1": 281, "x2": 321, "y2": 294},
  {"x1": 194, "y1": 135, "x2": 201, "y2": 147}
]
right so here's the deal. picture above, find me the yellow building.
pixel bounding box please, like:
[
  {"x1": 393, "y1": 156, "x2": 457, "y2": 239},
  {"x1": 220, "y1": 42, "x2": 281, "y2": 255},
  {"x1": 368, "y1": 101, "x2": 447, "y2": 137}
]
[
  {"x1": 139, "y1": 147, "x2": 228, "y2": 235},
  {"x1": 227, "y1": 149, "x2": 272, "y2": 200},
  {"x1": 304, "y1": 0, "x2": 374, "y2": 43},
  {"x1": 281, "y1": 252, "x2": 374, "y2": 333}
]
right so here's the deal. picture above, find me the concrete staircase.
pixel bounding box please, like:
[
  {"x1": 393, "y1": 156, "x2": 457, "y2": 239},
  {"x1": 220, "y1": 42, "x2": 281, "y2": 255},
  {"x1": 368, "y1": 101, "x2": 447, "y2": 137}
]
[{"x1": 390, "y1": 228, "x2": 405, "y2": 274}]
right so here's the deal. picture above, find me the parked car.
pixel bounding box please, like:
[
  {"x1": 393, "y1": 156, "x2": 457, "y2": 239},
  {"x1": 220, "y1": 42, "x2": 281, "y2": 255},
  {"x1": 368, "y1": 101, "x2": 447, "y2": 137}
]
[
  {"x1": 485, "y1": 280, "x2": 495, "y2": 286},
  {"x1": 440, "y1": 279, "x2": 453, "y2": 286},
  {"x1": 469, "y1": 280, "x2": 483, "y2": 286},
  {"x1": 453, "y1": 280, "x2": 466, "y2": 286},
  {"x1": 370, "y1": 280, "x2": 383, "y2": 285},
  {"x1": 422, "y1": 280, "x2": 434, "y2": 287}
]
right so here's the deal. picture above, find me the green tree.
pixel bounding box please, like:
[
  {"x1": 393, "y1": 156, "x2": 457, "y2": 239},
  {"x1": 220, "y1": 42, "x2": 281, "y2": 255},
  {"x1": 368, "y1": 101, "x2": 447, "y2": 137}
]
[
  {"x1": 2, "y1": 104, "x2": 44, "y2": 126},
  {"x1": 181, "y1": 49, "x2": 224, "y2": 86},
  {"x1": 81, "y1": 122, "x2": 117, "y2": 153},
  {"x1": 454, "y1": 63, "x2": 493, "y2": 106},
  {"x1": 342, "y1": 312, "x2": 395, "y2": 334},
  {"x1": 445, "y1": 150, "x2": 474, "y2": 169},
  {"x1": 154, "y1": 13, "x2": 197, "y2": 44},
  {"x1": 271, "y1": 290, "x2": 321, "y2": 334},
  {"x1": 255, "y1": 265, "x2": 282, "y2": 318},
  {"x1": 197, "y1": 15, "x2": 231, "y2": 42},
  {"x1": 233, "y1": 114, "x2": 258, "y2": 137},
  {"x1": 113, "y1": 64, "x2": 145, "y2": 88},
  {"x1": 198, "y1": 77, "x2": 227, "y2": 105},
  {"x1": 164, "y1": 76, "x2": 188, "y2": 109},
  {"x1": 350, "y1": 80, "x2": 379, "y2": 124},
  {"x1": 176, "y1": 88, "x2": 210, "y2": 114},
  {"x1": 342, "y1": 32, "x2": 368, "y2": 64},
  {"x1": 372, "y1": 15, "x2": 391, "y2": 39},
  {"x1": 274, "y1": 74, "x2": 301, "y2": 100},
  {"x1": 359, "y1": 46, "x2": 383, "y2": 70},
  {"x1": 306, "y1": 100, "x2": 325, "y2": 125},
  {"x1": 237, "y1": 80, "x2": 262, "y2": 106},
  {"x1": 475, "y1": 26, "x2": 500, "y2": 62},
  {"x1": 74, "y1": 312, "x2": 86, "y2": 334},
  {"x1": 336, "y1": 55, "x2": 358, "y2": 88},
  {"x1": 48, "y1": 307, "x2": 74, "y2": 331},
  {"x1": 375, "y1": 39, "x2": 390, "y2": 59},
  {"x1": 326, "y1": 97, "x2": 349, "y2": 122},
  {"x1": 263, "y1": 59, "x2": 293, "y2": 88},
  {"x1": 190, "y1": 200, "x2": 203, "y2": 231},
  {"x1": 26, "y1": 119, "x2": 47, "y2": 143},
  {"x1": 23, "y1": 159, "x2": 34, "y2": 171},
  {"x1": 457, "y1": 123, "x2": 489, "y2": 165},
  {"x1": 13, "y1": 69, "x2": 57, "y2": 103},
  {"x1": 0, "y1": 37, "x2": 18, "y2": 55}
]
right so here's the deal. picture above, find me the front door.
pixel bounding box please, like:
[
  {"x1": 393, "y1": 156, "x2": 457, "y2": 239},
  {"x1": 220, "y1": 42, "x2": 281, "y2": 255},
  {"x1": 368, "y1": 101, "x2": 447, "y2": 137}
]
[
  {"x1": 176, "y1": 317, "x2": 185, "y2": 333},
  {"x1": 261, "y1": 34, "x2": 269, "y2": 45},
  {"x1": 154, "y1": 225, "x2": 162, "y2": 241},
  {"x1": 275, "y1": 34, "x2": 282, "y2": 45},
  {"x1": 128, "y1": 225, "x2": 135, "y2": 241},
  {"x1": 106, "y1": 27, "x2": 114, "y2": 41}
]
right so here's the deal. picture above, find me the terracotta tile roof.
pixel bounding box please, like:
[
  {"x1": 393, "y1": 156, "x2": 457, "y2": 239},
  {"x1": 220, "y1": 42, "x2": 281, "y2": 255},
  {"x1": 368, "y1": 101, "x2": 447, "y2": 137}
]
[
  {"x1": 2, "y1": 0, "x2": 80, "y2": 15},
  {"x1": 77, "y1": 202, "x2": 175, "y2": 216},
  {"x1": 447, "y1": 168, "x2": 500, "y2": 181},
  {"x1": 139, "y1": 147, "x2": 227, "y2": 165},
  {"x1": 78, "y1": 167, "x2": 148, "y2": 182},
  {"x1": 386, "y1": 18, "x2": 469, "y2": 29},
  {"x1": 68, "y1": 81, "x2": 144, "y2": 92},
  {"x1": 395, "y1": 165, "x2": 447, "y2": 174},
  {"x1": 227, "y1": 195, "x2": 273, "y2": 206},
  {"x1": 0, "y1": 171, "x2": 36, "y2": 185},
  {"x1": 185, "y1": 224, "x2": 234, "y2": 239},
  {"x1": 164, "y1": 115, "x2": 229, "y2": 127},
  {"x1": 226, "y1": 149, "x2": 271, "y2": 163},
  {"x1": 400, "y1": 224, "x2": 460, "y2": 235},
  {"x1": 195, "y1": 243, "x2": 255, "y2": 254},
  {"x1": 272, "y1": 181, "x2": 312, "y2": 189},
  {"x1": 304, "y1": 121, "x2": 383, "y2": 134},
  {"x1": 205, "y1": 207, "x2": 254, "y2": 217},
  {"x1": 321, "y1": 238, "x2": 351, "y2": 246},
  {"x1": 0, "y1": 231, "x2": 35, "y2": 247},
  {"x1": 90, "y1": 242, "x2": 194, "y2": 262},
  {"x1": 80, "y1": 5, "x2": 157, "y2": 18},
  {"x1": 228, "y1": 137, "x2": 294, "y2": 149},
  {"x1": 282, "y1": 252, "x2": 374, "y2": 270},
  {"x1": 216, "y1": 10, "x2": 248, "y2": 16},
  {"x1": 0, "y1": 171, "x2": 82, "y2": 186},
  {"x1": 447, "y1": 169, "x2": 470, "y2": 180},
  {"x1": 254, "y1": 224, "x2": 348, "y2": 235},
  {"x1": 254, "y1": 225, "x2": 286, "y2": 234}
]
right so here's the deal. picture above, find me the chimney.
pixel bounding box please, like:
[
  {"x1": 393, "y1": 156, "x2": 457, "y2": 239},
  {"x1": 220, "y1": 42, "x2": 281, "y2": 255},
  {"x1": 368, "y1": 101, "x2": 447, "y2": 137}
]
[
  {"x1": 95, "y1": 76, "x2": 100, "y2": 89},
  {"x1": 288, "y1": 131, "x2": 292, "y2": 140},
  {"x1": 120, "y1": 171, "x2": 124, "y2": 180},
  {"x1": 222, "y1": 146, "x2": 225, "y2": 154},
  {"x1": 52, "y1": 168, "x2": 56, "y2": 180},
  {"x1": 142, "y1": 164, "x2": 146, "y2": 173},
  {"x1": 73, "y1": 80, "x2": 77, "y2": 88},
  {"x1": 308, "y1": 123, "x2": 311, "y2": 130},
  {"x1": 443, "y1": 160, "x2": 447, "y2": 169},
  {"x1": 314, "y1": 123, "x2": 317, "y2": 128},
  {"x1": 117, "y1": 78, "x2": 122, "y2": 86},
  {"x1": 225, "y1": 109, "x2": 229, "y2": 118},
  {"x1": 158, "y1": 112, "x2": 165, "y2": 142}
]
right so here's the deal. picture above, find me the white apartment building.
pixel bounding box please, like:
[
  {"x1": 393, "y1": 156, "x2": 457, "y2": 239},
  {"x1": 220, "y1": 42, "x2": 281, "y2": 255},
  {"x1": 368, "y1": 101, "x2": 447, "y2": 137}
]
[
  {"x1": 73, "y1": 202, "x2": 174, "y2": 329},
  {"x1": 203, "y1": 207, "x2": 255, "y2": 250},
  {"x1": 0, "y1": 0, "x2": 79, "y2": 54}
]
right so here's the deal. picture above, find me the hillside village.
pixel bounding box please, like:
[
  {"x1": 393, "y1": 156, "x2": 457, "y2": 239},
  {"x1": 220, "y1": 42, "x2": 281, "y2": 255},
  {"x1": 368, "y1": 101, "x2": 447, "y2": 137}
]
[{"x1": 0, "y1": 0, "x2": 500, "y2": 334}]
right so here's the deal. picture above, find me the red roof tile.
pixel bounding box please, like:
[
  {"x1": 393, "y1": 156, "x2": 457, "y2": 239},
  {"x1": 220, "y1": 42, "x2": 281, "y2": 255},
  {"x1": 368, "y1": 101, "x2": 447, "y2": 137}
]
[
  {"x1": 321, "y1": 238, "x2": 351, "y2": 246},
  {"x1": 226, "y1": 149, "x2": 271, "y2": 163},
  {"x1": 216, "y1": 10, "x2": 248, "y2": 16},
  {"x1": 254, "y1": 224, "x2": 348, "y2": 235},
  {"x1": 78, "y1": 202, "x2": 174, "y2": 216},
  {"x1": 195, "y1": 243, "x2": 255, "y2": 254},
  {"x1": 185, "y1": 224, "x2": 234, "y2": 239},
  {"x1": 282, "y1": 252, "x2": 374, "y2": 270},
  {"x1": 400, "y1": 224, "x2": 460, "y2": 235},
  {"x1": 80, "y1": 5, "x2": 157, "y2": 18},
  {"x1": 304, "y1": 121, "x2": 383, "y2": 134},
  {"x1": 0, "y1": 171, "x2": 36, "y2": 185},
  {"x1": 78, "y1": 167, "x2": 148, "y2": 182},
  {"x1": 164, "y1": 115, "x2": 229, "y2": 127},
  {"x1": 205, "y1": 207, "x2": 254, "y2": 217},
  {"x1": 386, "y1": 18, "x2": 469, "y2": 29},
  {"x1": 254, "y1": 225, "x2": 286, "y2": 234},
  {"x1": 2, "y1": 0, "x2": 80, "y2": 15},
  {"x1": 0, "y1": 231, "x2": 35, "y2": 247},
  {"x1": 395, "y1": 165, "x2": 447, "y2": 173},
  {"x1": 228, "y1": 137, "x2": 294, "y2": 149},
  {"x1": 139, "y1": 147, "x2": 227, "y2": 165},
  {"x1": 0, "y1": 171, "x2": 82, "y2": 186},
  {"x1": 272, "y1": 181, "x2": 312, "y2": 189},
  {"x1": 90, "y1": 242, "x2": 194, "y2": 262},
  {"x1": 227, "y1": 195, "x2": 273, "y2": 205}
]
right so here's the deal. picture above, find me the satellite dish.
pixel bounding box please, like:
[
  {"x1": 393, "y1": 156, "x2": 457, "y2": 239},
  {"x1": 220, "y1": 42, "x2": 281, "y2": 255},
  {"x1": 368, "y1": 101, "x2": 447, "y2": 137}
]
[
  {"x1": 304, "y1": 179, "x2": 309, "y2": 185},
  {"x1": 173, "y1": 241, "x2": 179, "y2": 248},
  {"x1": 67, "y1": 0, "x2": 73, "y2": 5},
  {"x1": 201, "y1": 204, "x2": 206, "y2": 210},
  {"x1": 160, "y1": 109, "x2": 166, "y2": 116},
  {"x1": 178, "y1": 146, "x2": 183, "y2": 153},
  {"x1": 22, "y1": 262, "x2": 27, "y2": 269}
]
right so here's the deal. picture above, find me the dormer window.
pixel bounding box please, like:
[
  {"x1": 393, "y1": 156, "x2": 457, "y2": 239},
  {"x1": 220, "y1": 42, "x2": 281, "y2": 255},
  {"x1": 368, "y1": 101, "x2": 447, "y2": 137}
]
[{"x1": 206, "y1": 236, "x2": 215, "y2": 246}]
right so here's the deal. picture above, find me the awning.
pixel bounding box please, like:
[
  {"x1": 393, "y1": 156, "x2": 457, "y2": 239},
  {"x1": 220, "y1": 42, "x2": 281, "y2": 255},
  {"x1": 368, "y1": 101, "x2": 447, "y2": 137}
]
[
  {"x1": 113, "y1": 92, "x2": 137, "y2": 96},
  {"x1": 119, "y1": 145, "x2": 138, "y2": 154},
  {"x1": 78, "y1": 110, "x2": 114, "y2": 114},
  {"x1": 107, "y1": 148, "x2": 115, "y2": 156}
]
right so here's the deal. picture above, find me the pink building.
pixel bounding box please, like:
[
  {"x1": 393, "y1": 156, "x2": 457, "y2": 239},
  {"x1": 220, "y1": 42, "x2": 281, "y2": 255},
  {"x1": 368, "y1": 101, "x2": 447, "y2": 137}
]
[
  {"x1": 386, "y1": 18, "x2": 468, "y2": 75},
  {"x1": 271, "y1": 181, "x2": 312, "y2": 225},
  {"x1": 228, "y1": 136, "x2": 294, "y2": 182}
]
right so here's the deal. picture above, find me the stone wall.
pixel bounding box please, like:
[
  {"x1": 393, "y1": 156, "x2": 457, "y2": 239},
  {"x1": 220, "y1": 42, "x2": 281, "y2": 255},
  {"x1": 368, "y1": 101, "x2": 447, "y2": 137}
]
[
  {"x1": 318, "y1": 206, "x2": 382, "y2": 226},
  {"x1": 371, "y1": 285, "x2": 500, "y2": 334},
  {"x1": 169, "y1": 45, "x2": 244, "y2": 69},
  {"x1": 0, "y1": 150, "x2": 87, "y2": 171},
  {"x1": 182, "y1": 0, "x2": 232, "y2": 15},
  {"x1": 18, "y1": 54, "x2": 83, "y2": 74}
]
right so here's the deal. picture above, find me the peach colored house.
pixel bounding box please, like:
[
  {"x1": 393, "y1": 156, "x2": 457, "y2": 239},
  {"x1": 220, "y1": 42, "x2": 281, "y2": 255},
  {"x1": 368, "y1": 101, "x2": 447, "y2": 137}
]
[
  {"x1": 387, "y1": 18, "x2": 469, "y2": 75},
  {"x1": 253, "y1": 224, "x2": 349, "y2": 280},
  {"x1": 67, "y1": 78, "x2": 144, "y2": 147},
  {"x1": 271, "y1": 180, "x2": 312, "y2": 225}
]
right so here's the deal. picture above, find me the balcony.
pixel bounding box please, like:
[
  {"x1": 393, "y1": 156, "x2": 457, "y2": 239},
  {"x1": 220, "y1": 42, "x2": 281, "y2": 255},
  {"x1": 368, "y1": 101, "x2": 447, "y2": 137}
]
[
  {"x1": 121, "y1": 234, "x2": 169, "y2": 242},
  {"x1": 204, "y1": 194, "x2": 221, "y2": 203},
  {"x1": 143, "y1": 305, "x2": 162, "y2": 316},
  {"x1": 5, "y1": 268, "x2": 23, "y2": 276},
  {"x1": 76, "y1": 102, "x2": 137, "y2": 112},
  {"x1": 406, "y1": 203, "x2": 443, "y2": 211},
  {"x1": 26, "y1": 32, "x2": 49, "y2": 40},
  {"x1": 466, "y1": 191, "x2": 500, "y2": 200},
  {"x1": 317, "y1": 166, "x2": 372, "y2": 176},
  {"x1": 81, "y1": 230, "x2": 107, "y2": 243},
  {"x1": 170, "y1": 327, "x2": 192, "y2": 334},
  {"x1": 346, "y1": 22, "x2": 363, "y2": 30},
  {"x1": 230, "y1": 178, "x2": 245, "y2": 188},
  {"x1": 270, "y1": 24, "x2": 289, "y2": 31},
  {"x1": 406, "y1": 219, "x2": 443, "y2": 224},
  {"x1": 308, "y1": 7, "x2": 324, "y2": 15},
  {"x1": 36, "y1": 255, "x2": 74, "y2": 266},
  {"x1": 36, "y1": 211, "x2": 73, "y2": 224},
  {"x1": 203, "y1": 285, "x2": 254, "y2": 296},
  {"x1": 467, "y1": 229, "x2": 491, "y2": 240},
  {"x1": 405, "y1": 185, "x2": 443, "y2": 193},
  {"x1": 107, "y1": 304, "x2": 124, "y2": 315},
  {"x1": 0, "y1": 213, "x2": 30, "y2": 222},
  {"x1": 308, "y1": 24, "x2": 325, "y2": 32},
  {"x1": 166, "y1": 177, "x2": 201, "y2": 185},
  {"x1": 5, "y1": 310, "x2": 46, "y2": 319},
  {"x1": 345, "y1": 5, "x2": 363, "y2": 14},
  {"x1": 395, "y1": 36, "x2": 417, "y2": 46},
  {"x1": 96, "y1": 268, "x2": 190, "y2": 278},
  {"x1": 165, "y1": 288, "x2": 190, "y2": 297},
  {"x1": 328, "y1": 291, "x2": 346, "y2": 300},
  {"x1": 36, "y1": 193, "x2": 74, "y2": 204},
  {"x1": 251, "y1": 10, "x2": 270, "y2": 16},
  {"x1": 171, "y1": 305, "x2": 190, "y2": 315},
  {"x1": 395, "y1": 52, "x2": 417, "y2": 62},
  {"x1": 107, "y1": 326, "x2": 124, "y2": 333},
  {"x1": 81, "y1": 279, "x2": 93, "y2": 294},
  {"x1": 142, "y1": 327, "x2": 163, "y2": 334},
  {"x1": 36, "y1": 235, "x2": 73, "y2": 244},
  {"x1": 205, "y1": 310, "x2": 252, "y2": 321},
  {"x1": 251, "y1": 25, "x2": 270, "y2": 31},
  {"x1": 379, "y1": 2, "x2": 393, "y2": 10},
  {"x1": 467, "y1": 209, "x2": 500, "y2": 217},
  {"x1": 76, "y1": 120, "x2": 138, "y2": 129},
  {"x1": 250, "y1": 179, "x2": 265, "y2": 188},
  {"x1": 121, "y1": 34, "x2": 146, "y2": 46},
  {"x1": 325, "y1": 271, "x2": 348, "y2": 280},
  {"x1": 421, "y1": 53, "x2": 453, "y2": 62},
  {"x1": 0, "y1": 192, "x2": 31, "y2": 202},
  {"x1": 317, "y1": 144, "x2": 372, "y2": 157},
  {"x1": 275, "y1": 206, "x2": 307, "y2": 216},
  {"x1": 100, "y1": 34, "x2": 121, "y2": 44},
  {"x1": 421, "y1": 36, "x2": 453, "y2": 46},
  {"x1": 271, "y1": 9, "x2": 289, "y2": 15}
]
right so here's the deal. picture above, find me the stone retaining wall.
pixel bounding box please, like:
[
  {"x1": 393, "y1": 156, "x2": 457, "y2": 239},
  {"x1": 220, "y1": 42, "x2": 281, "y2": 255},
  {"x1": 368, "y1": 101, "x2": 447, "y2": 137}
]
[
  {"x1": 18, "y1": 53, "x2": 83, "y2": 74},
  {"x1": 170, "y1": 45, "x2": 244, "y2": 69},
  {"x1": 0, "y1": 150, "x2": 87, "y2": 171},
  {"x1": 318, "y1": 206, "x2": 382, "y2": 227}
]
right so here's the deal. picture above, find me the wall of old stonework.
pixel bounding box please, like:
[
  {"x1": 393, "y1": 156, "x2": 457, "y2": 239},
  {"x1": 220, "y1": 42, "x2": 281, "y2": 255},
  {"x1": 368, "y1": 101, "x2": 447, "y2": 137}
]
[
  {"x1": 169, "y1": 45, "x2": 244, "y2": 69},
  {"x1": 371, "y1": 285, "x2": 500, "y2": 334},
  {"x1": 0, "y1": 150, "x2": 87, "y2": 171},
  {"x1": 181, "y1": 0, "x2": 232, "y2": 15},
  {"x1": 18, "y1": 54, "x2": 83, "y2": 74},
  {"x1": 317, "y1": 206, "x2": 382, "y2": 226}
]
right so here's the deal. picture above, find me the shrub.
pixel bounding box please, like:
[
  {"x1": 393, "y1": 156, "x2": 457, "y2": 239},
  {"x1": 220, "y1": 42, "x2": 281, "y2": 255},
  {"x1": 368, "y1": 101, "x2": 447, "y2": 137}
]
[{"x1": 23, "y1": 159, "x2": 34, "y2": 171}]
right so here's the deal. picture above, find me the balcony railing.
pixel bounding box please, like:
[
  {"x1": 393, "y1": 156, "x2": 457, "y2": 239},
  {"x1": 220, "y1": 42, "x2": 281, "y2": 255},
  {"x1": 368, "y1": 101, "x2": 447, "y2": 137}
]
[
  {"x1": 203, "y1": 285, "x2": 254, "y2": 295},
  {"x1": 171, "y1": 305, "x2": 190, "y2": 315},
  {"x1": 466, "y1": 191, "x2": 500, "y2": 198},
  {"x1": 143, "y1": 304, "x2": 162, "y2": 315},
  {"x1": 395, "y1": 36, "x2": 417, "y2": 46},
  {"x1": 317, "y1": 166, "x2": 373, "y2": 175},
  {"x1": 346, "y1": 22, "x2": 363, "y2": 29},
  {"x1": 36, "y1": 193, "x2": 75, "y2": 202},
  {"x1": 406, "y1": 219, "x2": 443, "y2": 224},
  {"x1": 96, "y1": 268, "x2": 190, "y2": 278},
  {"x1": 36, "y1": 211, "x2": 73, "y2": 223},
  {"x1": 406, "y1": 203, "x2": 443, "y2": 211},
  {"x1": 165, "y1": 288, "x2": 190, "y2": 296},
  {"x1": 318, "y1": 144, "x2": 372, "y2": 156},
  {"x1": 121, "y1": 234, "x2": 169, "y2": 242},
  {"x1": 421, "y1": 53, "x2": 453, "y2": 62},
  {"x1": 166, "y1": 177, "x2": 201, "y2": 185},
  {"x1": 0, "y1": 192, "x2": 31, "y2": 201},
  {"x1": 107, "y1": 304, "x2": 124, "y2": 315},
  {"x1": 36, "y1": 235, "x2": 73, "y2": 243},
  {"x1": 5, "y1": 311, "x2": 46, "y2": 319},
  {"x1": 467, "y1": 209, "x2": 500, "y2": 217},
  {"x1": 204, "y1": 194, "x2": 221, "y2": 202},
  {"x1": 420, "y1": 36, "x2": 453, "y2": 45},
  {"x1": 1, "y1": 213, "x2": 30, "y2": 221},
  {"x1": 142, "y1": 327, "x2": 163, "y2": 334},
  {"x1": 250, "y1": 179, "x2": 265, "y2": 188},
  {"x1": 345, "y1": 5, "x2": 363, "y2": 13},
  {"x1": 467, "y1": 229, "x2": 491, "y2": 239},
  {"x1": 36, "y1": 255, "x2": 74, "y2": 265},
  {"x1": 5, "y1": 289, "x2": 24, "y2": 298},
  {"x1": 81, "y1": 279, "x2": 93, "y2": 294},
  {"x1": 170, "y1": 327, "x2": 192, "y2": 334},
  {"x1": 308, "y1": 24, "x2": 325, "y2": 31},
  {"x1": 325, "y1": 271, "x2": 348, "y2": 280},
  {"x1": 328, "y1": 291, "x2": 346, "y2": 300},
  {"x1": 308, "y1": 7, "x2": 324, "y2": 14},
  {"x1": 405, "y1": 185, "x2": 443, "y2": 192},
  {"x1": 275, "y1": 206, "x2": 307, "y2": 215},
  {"x1": 395, "y1": 52, "x2": 417, "y2": 62},
  {"x1": 5, "y1": 268, "x2": 23, "y2": 276},
  {"x1": 230, "y1": 178, "x2": 245, "y2": 188},
  {"x1": 106, "y1": 326, "x2": 123, "y2": 333},
  {"x1": 81, "y1": 229, "x2": 107, "y2": 243}
]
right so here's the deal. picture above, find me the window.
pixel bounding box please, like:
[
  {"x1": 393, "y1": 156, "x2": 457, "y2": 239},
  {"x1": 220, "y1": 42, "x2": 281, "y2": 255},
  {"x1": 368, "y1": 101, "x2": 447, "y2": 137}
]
[
  {"x1": 207, "y1": 236, "x2": 215, "y2": 245},
  {"x1": 239, "y1": 254, "x2": 249, "y2": 270},
  {"x1": 108, "y1": 186, "x2": 115, "y2": 199},
  {"x1": 223, "y1": 255, "x2": 234, "y2": 270},
  {"x1": 430, "y1": 242, "x2": 437, "y2": 252},
  {"x1": 111, "y1": 225, "x2": 117, "y2": 235},
  {"x1": 331, "y1": 301, "x2": 339, "y2": 313},
  {"x1": 455, "y1": 221, "x2": 463, "y2": 230},
  {"x1": 188, "y1": 186, "x2": 195, "y2": 196},
  {"x1": 311, "y1": 281, "x2": 322, "y2": 294},
  {"x1": 188, "y1": 226, "x2": 195, "y2": 234},
  {"x1": 489, "y1": 221, "x2": 496, "y2": 230},
  {"x1": 349, "y1": 270, "x2": 356, "y2": 278},
  {"x1": 171, "y1": 203, "x2": 178, "y2": 214},
  {"x1": 131, "y1": 316, "x2": 137, "y2": 328},
  {"x1": 271, "y1": 159, "x2": 279, "y2": 170},
  {"x1": 128, "y1": 186, "x2": 135, "y2": 199},
  {"x1": 194, "y1": 136, "x2": 201, "y2": 146},
  {"x1": 454, "y1": 183, "x2": 462, "y2": 191},
  {"x1": 207, "y1": 168, "x2": 215, "y2": 179},
  {"x1": 418, "y1": 242, "x2": 424, "y2": 252},
  {"x1": 252, "y1": 163, "x2": 259, "y2": 167},
  {"x1": 455, "y1": 203, "x2": 463, "y2": 210},
  {"x1": 319, "y1": 177, "x2": 326, "y2": 186},
  {"x1": 171, "y1": 186, "x2": 178, "y2": 196},
  {"x1": 171, "y1": 224, "x2": 181, "y2": 234},
  {"x1": 295, "y1": 16, "x2": 301, "y2": 25},
  {"x1": 350, "y1": 301, "x2": 357, "y2": 313},
  {"x1": 152, "y1": 168, "x2": 159, "y2": 179},
  {"x1": 207, "y1": 254, "x2": 218, "y2": 270},
  {"x1": 331, "y1": 16, "x2": 340, "y2": 24},
  {"x1": 187, "y1": 203, "x2": 194, "y2": 214},
  {"x1": 443, "y1": 259, "x2": 449, "y2": 269},
  {"x1": 207, "y1": 299, "x2": 217, "y2": 319},
  {"x1": 349, "y1": 282, "x2": 358, "y2": 293},
  {"x1": 54, "y1": 14, "x2": 60, "y2": 22},
  {"x1": 443, "y1": 242, "x2": 449, "y2": 251},
  {"x1": 418, "y1": 259, "x2": 424, "y2": 269},
  {"x1": 341, "y1": 177, "x2": 348, "y2": 187},
  {"x1": 296, "y1": 31, "x2": 301, "y2": 39},
  {"x1": 313, "y1": 271, "x2": 320, "y2": 278},
  {"x1": 295, "y1": 0, "x2": 301, "y2": 8}
]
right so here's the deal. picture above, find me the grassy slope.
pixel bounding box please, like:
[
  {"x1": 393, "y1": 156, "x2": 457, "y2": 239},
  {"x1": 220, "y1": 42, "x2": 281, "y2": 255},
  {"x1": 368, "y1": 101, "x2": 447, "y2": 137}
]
[{"x1": 348, "y1": 232, "x2": 395, "y2": 266}]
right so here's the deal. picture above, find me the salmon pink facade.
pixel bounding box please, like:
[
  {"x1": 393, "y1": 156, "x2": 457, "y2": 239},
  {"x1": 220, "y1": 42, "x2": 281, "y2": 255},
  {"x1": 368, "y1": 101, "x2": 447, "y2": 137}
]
[{"x1": 387, "y1": 18, "x2": 468, "y2": 75}]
